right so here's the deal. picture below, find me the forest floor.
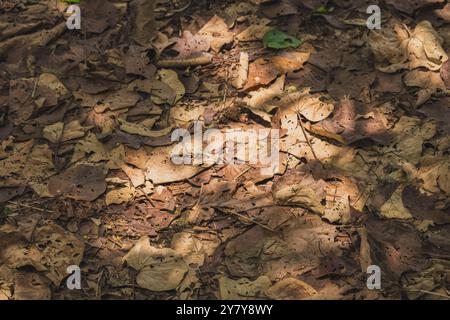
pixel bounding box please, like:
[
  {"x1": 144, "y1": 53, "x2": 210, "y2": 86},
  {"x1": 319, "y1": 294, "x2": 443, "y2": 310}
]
[{"x1": 0, "y1": 0, "x2": 450, "y2": 300}]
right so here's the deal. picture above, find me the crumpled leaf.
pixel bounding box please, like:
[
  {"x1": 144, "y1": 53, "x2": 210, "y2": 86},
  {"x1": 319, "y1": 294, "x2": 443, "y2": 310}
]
[
  {"x1": 369, "y1": 21, "x2": 448, "y2": 73},
  {"x1": 247, "y1": 84, "x2": 334, "y2": 123},
  {"x1": 123, "y1": 236, "x2": 188, "y2": 291},
  {"x1": 404, "y1": 69, "x2": 446, "y2": 106},
  {"x1": 389, "y1": 116, "x2": 436, "y2": 164},
  {"x1": 310, "y1": 97, "x2": 391, "y2": 145},
  {"x1": 273, "y1": 171, "x2": 328, "y2": 216}
]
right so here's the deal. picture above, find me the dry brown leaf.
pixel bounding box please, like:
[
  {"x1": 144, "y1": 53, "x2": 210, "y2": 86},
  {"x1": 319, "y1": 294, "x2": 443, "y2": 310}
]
[
  {"x1": 379, "y1": 185, "x2": 413, "y2": 220},
  {"x1": 243, "y1": 57, "x2": 280, "y2": 91},
  {"x1": 369, "y1": 21, "x2": 448, "y2": 73},
  {"x1": 43, "y1": 120, "x2": 86, "y2": 143},
  {"x1": 121, "y1": 164, "x2": 145, "y2": 187},
  {"x1": 236, "y1": 16, "x2": 274, "y2": 42},
  {"x1": 170, "y1": 30, "x2": 209, "y2": 59},
  {"x1": 48, "y1": 165, "x2": 106, "y2": 201},
  {"x1": 404, "y1": 69, "x2": 446, "y2": 106},
  {"x1": 34, "y1": 223, "x2": 85, "y2": 285},
  {"x1": 265, "y1": 278, "x2": 317, "y2": 300},
  {"x1": 270, "y1": 51, "x2": 310, "y2": 74},
  {"x1": 157, "y1": 69, "x2": 185, "y2": 104},
  {"x1": 273, "y1": 171, "x2": 328, "y2": 215},
  {"x1": 123, "y1": 236, "x2": 188, "y2": 291},
  {"x1": 13, "y1": 272, "x2": 51, "y2": 300},
  {"x1": 219, "y1": 276, "x2": 271, "y2": 300},
  {"x1": 244, "y1": 75, "x2": 285, "y2": 121},
  {"x1": 118, "y1": 118, "x2": 172, "y2": 138},
  {"x1": 389, "y1": 116, "x2": 436, "y2": 164},
  {"x1": 385, "y1": 0, "x2": 444, "y2": 14},
  {"x1": 129, "y1": 0, "x2": 155, "y2": 45},
  {"x1": 106, "y1": 186, "x2": 137, "y2": 205},
  {"x1": 198, "y1": 15, "x2": 234, "y2": 52},
  {"x1": 145, "y1": 146, "x2": 204, "y2": 184}
]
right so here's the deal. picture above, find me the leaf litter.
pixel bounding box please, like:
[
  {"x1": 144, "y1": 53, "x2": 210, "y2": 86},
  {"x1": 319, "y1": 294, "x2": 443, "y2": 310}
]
[{"x1": 0, "y1": 0, "x2": 449, "y2": 300}]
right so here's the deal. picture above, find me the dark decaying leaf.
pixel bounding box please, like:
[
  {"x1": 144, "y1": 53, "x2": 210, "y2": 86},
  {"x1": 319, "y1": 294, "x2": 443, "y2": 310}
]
[
  {"x1": 364, "y1": 216, "x2": 429, "y2": 282},
  {"x1": 311, "y1": 97, "x2": 391, "y2": 145},
  {"x1": 48, "y1": 165, "x2": 106, "y2": 201},
  {"x1": 401, "y1": 185, "x2": 450, "y2": 224},
  {"x1": 385, "y1": 0, "x2": 444, "y2": 14},
  {"x1": 129, "y1": 0, "x2": 156, "y2": 45},
  {"x1": 0, "y1": 186, "x2": 25, "y2": 203},
  {"x1": 81, "y1": 0, "x2": 121, "y2": 34}
]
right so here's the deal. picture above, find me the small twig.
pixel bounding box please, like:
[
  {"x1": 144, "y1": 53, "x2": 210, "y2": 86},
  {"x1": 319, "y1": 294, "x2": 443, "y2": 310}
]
[
  {"x1": 297, "y1": 113, "x2": 319, "y2": 163},
  {"x1": 137, "y1": 186, "x2": 156, "y2": 207},
  {"x1": 233, "y1": 166, "x2": 251, "y2": 182},
  {"x1": 285, "y1": 92, "x2": 320, "y2": 163},
  {"x1": 405, "y1": 289, "x2": 450, "y2": 299},
  {"x1": 218, "y1": 208, "x2": 275, "y2": 232},
  {"x1": 31, "y1": 75, "x2": 39, "y2": 98},
  {"x1": 6, "y1": 200, "x2": 56, "y2": 213}
]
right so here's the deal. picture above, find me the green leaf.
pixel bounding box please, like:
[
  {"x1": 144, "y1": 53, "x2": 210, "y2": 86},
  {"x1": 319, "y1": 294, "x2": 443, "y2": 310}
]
[
  {"x1": 262, "y1": 30, "x2": 302, "y2": 49},
  {"x1": 0, "y1": 206, "x2": 12, "y2": 219},
  {"x1": 64, "y1": 0, "x2": 80, "y2": 3},
  {"x1": 316, "y1": 5, "x2": 335, "y2": 14}
]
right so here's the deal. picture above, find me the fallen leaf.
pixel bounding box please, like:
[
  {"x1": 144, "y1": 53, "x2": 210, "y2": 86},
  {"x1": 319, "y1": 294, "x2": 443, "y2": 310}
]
[
  {"x1": 219, "y1": 276, "x2": 271, "y2": 299},
  {"x1": 198, "y1": 15, "x2": 234, "y2": 52},
  {"x1": 157, "y1": 69, "x2": 185, "y2": 104},
  {"x1": 265, "y1": 278, "x2": 317, "y2": 300},
  {"x1": 129, "y1": 0, "x2": 155, "y2": 45},
  {"x1": 263, "y1": 30, "x2": 301, "y2": 49},
  {"x1": 48, "y1": 165, "x2": 106, "y2": 201},
  {"x1": 123, "y1": 236, "x2": 188, "y2": 291},
  {"x1": 106, "y1": 186, "x2": 137, "y2": 205},
  {"x1": 369, "y1": 21, "x2": 448, "y2": 73}
]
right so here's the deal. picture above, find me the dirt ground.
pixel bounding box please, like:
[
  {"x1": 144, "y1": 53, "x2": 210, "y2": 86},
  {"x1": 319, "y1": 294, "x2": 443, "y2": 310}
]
[{"x1": 0, "y1": 0, "x2": 450, "y2": 300}]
